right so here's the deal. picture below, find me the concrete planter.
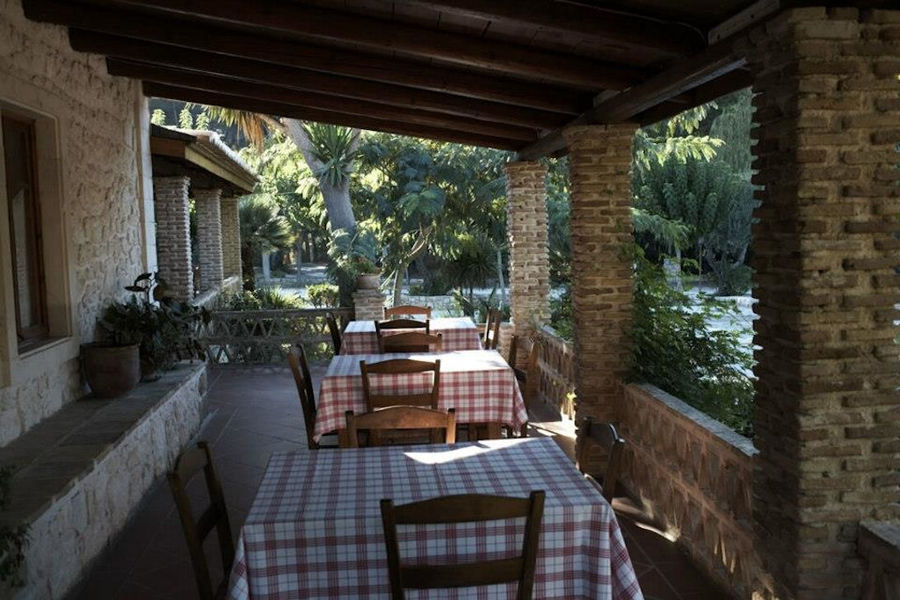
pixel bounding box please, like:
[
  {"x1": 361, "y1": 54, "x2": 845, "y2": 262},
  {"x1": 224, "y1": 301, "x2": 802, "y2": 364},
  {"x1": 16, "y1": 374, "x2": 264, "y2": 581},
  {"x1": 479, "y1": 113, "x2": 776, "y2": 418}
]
[
  {"x1": 81, "y1": 343, "x2": 140, "y2": 398},
  {"x1": 356, "y1": 273, "x2": 381, "y2": 290}
]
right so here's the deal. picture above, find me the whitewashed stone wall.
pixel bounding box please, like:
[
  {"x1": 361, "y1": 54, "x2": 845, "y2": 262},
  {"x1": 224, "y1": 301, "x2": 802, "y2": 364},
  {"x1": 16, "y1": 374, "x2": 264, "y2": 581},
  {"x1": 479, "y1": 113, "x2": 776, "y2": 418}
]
[
  {"x1": 0, "y1": 0, "x2": 146, "y2": 446},
  {"x1": 8, "y1": 365, "x2": 207, "y2": 600}
]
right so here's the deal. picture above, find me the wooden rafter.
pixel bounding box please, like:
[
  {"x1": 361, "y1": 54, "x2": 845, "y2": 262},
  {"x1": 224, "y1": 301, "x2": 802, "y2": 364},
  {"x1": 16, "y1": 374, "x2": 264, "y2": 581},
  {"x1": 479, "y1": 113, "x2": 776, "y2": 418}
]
[
  {"x1": 71, "y1": 31, "x2": 567, "y2": 130},
  {"x1": 23, "y1": 0, "x2": 589, "y2": 114},
  {"x1": 142, "y1": 83, "x2": 523, "y2": 151},
  {"x1": 77, "y1": 0, "x2": 645, "y2": 90},
  {"x1": 113, "y1": 60, "x2": 540, "y2": 142}
]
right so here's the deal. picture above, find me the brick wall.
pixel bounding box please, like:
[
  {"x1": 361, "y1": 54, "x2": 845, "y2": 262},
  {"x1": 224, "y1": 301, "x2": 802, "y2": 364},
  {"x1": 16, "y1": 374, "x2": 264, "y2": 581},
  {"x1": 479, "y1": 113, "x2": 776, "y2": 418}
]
[
  {"x1": 505, "y1": 161, "x2": 550, "y2": 339},
  {"x1": 193, "y1": 188, "x2": 224, "y2": 292},
  {"x1": 220, "y1": 196, "x2": 242, "y2": 280},
  {"x1": 740, "y1": 8, "x2": 899, "y2": 600},
  {"x1": 153, "y1": 176, "x2": 192, "y2": 300},
  {"x1": 352, "y1": 289, "x2": 385, "y2": 321},
  {"x1": 563, "y1": 124, "x2": 637, "y2": 424}
]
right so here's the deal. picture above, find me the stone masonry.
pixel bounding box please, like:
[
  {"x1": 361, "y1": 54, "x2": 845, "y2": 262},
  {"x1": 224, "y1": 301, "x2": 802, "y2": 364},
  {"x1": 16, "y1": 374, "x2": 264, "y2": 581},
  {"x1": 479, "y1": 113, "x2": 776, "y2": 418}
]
[
  {"x1": 739, "y1": 8, "x2": 899, "y2": 600},
  {"x1": 152, "y1": 176, "x2": 193, "y2": 301},
  {"x1": 505, "y1": 161, "x2": 550, "y2": 342},
  {"x1": 220, "y1": 196, "x2": 242, "y2": 281},
  {"x1": 352, "y1": 289, "x2": 385, "y2": 321},
  {"x1": 564, "y1": 124, "x2": 637, "y2": 425},
  {"x1": 193, "y1": 188, "x2": 224, "y2": 292}
]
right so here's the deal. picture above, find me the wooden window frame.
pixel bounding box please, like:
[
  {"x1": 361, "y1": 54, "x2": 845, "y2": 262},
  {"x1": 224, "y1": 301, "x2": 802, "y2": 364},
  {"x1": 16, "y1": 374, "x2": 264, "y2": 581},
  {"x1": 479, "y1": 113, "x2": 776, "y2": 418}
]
[{"x1": 2, "y1": 113, "x2": 48, "y2": 349}]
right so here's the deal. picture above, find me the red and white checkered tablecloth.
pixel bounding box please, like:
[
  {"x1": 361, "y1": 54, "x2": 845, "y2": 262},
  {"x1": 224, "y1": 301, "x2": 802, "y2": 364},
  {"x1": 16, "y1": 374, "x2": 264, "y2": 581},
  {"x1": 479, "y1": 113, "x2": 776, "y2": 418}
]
[
  {"x1": 313, "y1": 350, "x2": 527, "y2": 441},
  {"x1": 341, "y1": 317, "x2": 483, "y2": 354},
  {"x1": 227, "y1": 438, "x2": 644, "y2": 600}
]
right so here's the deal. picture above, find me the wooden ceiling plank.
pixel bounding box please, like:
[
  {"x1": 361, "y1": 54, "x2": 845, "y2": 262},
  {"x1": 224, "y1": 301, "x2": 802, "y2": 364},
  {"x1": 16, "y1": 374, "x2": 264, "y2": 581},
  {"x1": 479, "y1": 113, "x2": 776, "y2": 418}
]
[
  {"x1": 402, "y1": 0, "x2": 705, "y2": 57},
  {"x1": 109, "y1": 59, "x2": 539, "y2": 141},
  {"x1": 516, "y1": 43, "x2": 748, "y2": 160},
  {"x1": 142, "y1": 82, "x2": 522, "y2": 151},
  {"x1": 23, "y1": 0, "x2": 586, "y2": 114},
  {"x1": 70, "y1": 30, "x2": 567, "y2": 130},
  {"x1": 82, "y1": 0, "x2": 643, "y2": 90}
]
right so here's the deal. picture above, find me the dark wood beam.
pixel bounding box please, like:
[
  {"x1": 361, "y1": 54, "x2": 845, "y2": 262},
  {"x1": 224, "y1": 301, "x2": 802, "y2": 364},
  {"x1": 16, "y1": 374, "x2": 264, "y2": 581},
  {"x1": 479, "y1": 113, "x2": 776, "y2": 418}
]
[
  {"x1": 112, "y1": 60, "x2": 539, "y2": 142},
  {"x1": 403, "y1": 0, "x2": 705, "y2": 57},
  {"x1": 635, "y1": 68, "x2": 753, "y2": 126},
  {"x1": 84, "y1": 0, "x2": 643, "y2": 90},
  {"x1": 142, "y1": 83, "x2": 523, "y2": 151},
  {"x1": 71, "y1": 30, "x2": 566, "y2": 131},
  {"x1": 516, "y1": 43, "x2": 748, "y2": 160}
]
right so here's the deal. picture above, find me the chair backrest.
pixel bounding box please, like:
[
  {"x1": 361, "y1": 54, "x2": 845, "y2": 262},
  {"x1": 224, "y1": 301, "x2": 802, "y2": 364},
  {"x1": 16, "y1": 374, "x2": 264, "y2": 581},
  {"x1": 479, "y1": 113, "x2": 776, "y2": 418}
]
[
  {"x1": 385, "y1": 304, "x2": 432, "y2": 319},
  {"x1": 380, "y1": 490, "x2": 545, "y2": 600},
  {"x1": 342, "y1": 406, "x2": 456, "y2": 448},
  {"x1": 380, "y1": 331, "x2": 443, "y2": 354},
  {"x1": 168, "y1": 442, "x2": 234, "y2": 600},
  {"x1": 360, "y1": 358, "x2": 441, "y2": 411},
  {"x1": 325, "y1": 312, "x2": 342, "y2": 355},
  {"x1": 375, "y1": 318, "x2": 430, "y2": 334},
  {"x1": 574, "y1": 417, "x2": 625, "y2": 502},
  {"x1": 482, "y1": 309, "x2": 501, "y2": 350},
  {"x1": 288, "y1": 344, "x2": 319, "y2": 450}
]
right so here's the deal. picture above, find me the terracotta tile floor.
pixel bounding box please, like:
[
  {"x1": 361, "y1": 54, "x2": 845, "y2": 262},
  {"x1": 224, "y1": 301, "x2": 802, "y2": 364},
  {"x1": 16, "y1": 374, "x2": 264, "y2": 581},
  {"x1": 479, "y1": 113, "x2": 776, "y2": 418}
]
[{"x1": 65, "y1": 365, "x2": 734, "y2": 600}]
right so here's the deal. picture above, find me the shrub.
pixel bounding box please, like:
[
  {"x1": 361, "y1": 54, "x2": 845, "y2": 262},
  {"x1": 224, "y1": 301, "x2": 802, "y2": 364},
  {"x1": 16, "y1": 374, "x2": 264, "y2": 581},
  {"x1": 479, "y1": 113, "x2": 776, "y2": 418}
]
[
  {"x1": 221, "y1": 287, "x2": 303, "y2": 310},
  {"x1": 306, "y1": 283, "x2": 340, "y2": 308}
]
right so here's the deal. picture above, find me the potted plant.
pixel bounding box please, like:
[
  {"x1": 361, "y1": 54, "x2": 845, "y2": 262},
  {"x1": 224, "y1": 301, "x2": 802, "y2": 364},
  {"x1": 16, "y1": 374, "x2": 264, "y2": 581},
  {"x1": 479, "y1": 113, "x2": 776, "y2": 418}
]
[
  {"x1": 353, "y1": 256, "x2": 381, "y2": 290},
  {"x1": 0, "y1": 466, "x2": 28, "y2": 586},
  {"x1": 96, "y1": 273, "x2": 210, "y2": 383}
]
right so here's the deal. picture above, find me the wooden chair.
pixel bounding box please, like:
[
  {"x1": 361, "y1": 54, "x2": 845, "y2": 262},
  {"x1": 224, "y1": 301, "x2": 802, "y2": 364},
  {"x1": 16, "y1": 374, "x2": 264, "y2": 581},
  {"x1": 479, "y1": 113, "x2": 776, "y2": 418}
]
[
  {"x1": 325, "y1": 311, "x2": 343, "y2": 355},
  {"x1": 481, "y1": 308, "x2": 501, "y2": 350},
  {"x1": 360, "y1": 358, "x2": 440, "y2": 411},
  {"x1": 288, "y1": 344, "x2": 338, "y2": 450},
  {"x1": 380, "y1": 331, "x2": 443, "y2": 354},
  {"x1": 380, "y1": 490, "x2": 545, "y2": 599},
  {"x1": 342, "y1": 406, "x2": 456, "y2": 447},
  {"x1": 168, "y1": 442, "x2": 234, "y2": 600},
  {"x1": 384, "y1": 304, "x2": 432, "y2": 319},
  {"x1": 574, "y1": 417, "x2": 625, "y2": 502}
]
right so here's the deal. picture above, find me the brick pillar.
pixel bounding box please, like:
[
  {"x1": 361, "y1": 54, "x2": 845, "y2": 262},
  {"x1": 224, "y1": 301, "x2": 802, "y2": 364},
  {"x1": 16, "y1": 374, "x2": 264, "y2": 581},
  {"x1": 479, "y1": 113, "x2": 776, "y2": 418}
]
[
  {"x1": 505, "y1": 161, "x2": 550, "y2": 340},
  {"x1": 563, "y1": 124, "x2": 637, "y2": 424},
  {"x1": 153, "y1": 176, "x2": 192, "y2": 301},
  {"x1": 194, "y1": 188, "x2": 224, "y2": 292},
  {"x1": 352, "y1": 289, "x2": 385, "y2": 321},
  {"x1": 220, "y1": 196, "x2": 242, "y2": 281},
  {"x1": 741, "y1": 8, "x2": 899, "y2": 600}
]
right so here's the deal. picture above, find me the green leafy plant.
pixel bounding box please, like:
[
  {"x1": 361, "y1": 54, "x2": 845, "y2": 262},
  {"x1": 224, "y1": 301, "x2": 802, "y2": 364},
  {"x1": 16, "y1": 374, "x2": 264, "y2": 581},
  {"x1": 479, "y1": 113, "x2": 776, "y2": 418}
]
[
  {"x1": 0, "y1": 466, "x2": 28, "y2": 584},
  {"x1": 305, "y1": 283, "x2": 339, "y2": 308},
  {"x1": 101, "y1": 274, "x2": 210, "y2": 374}
]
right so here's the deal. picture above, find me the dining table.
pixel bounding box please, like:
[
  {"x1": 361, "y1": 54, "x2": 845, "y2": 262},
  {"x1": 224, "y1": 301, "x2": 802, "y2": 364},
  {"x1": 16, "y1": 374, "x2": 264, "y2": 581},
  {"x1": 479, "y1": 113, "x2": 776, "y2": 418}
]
[
  {"x1": 227, "y1": 437, "x2": 644, "y2": 599},
  {"x1": 313, "y1": 349, "x2": 527, "y2": 442},
  {"x1": 340, "y1": 316, "x2": 483, "y2": 354}
]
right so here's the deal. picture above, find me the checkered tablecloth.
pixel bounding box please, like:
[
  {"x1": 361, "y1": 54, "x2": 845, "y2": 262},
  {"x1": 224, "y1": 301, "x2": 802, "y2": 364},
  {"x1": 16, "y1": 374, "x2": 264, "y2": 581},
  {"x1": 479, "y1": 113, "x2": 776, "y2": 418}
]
[
  {"x1": 341, "y1": 317, "x2": 483, "y2": 355},
  {"x1": 227, "y1": 438, "x2": 644, "y2": 600},
  {"x1": 313, "y1": 350, "x2": 527, "y2": 441}
]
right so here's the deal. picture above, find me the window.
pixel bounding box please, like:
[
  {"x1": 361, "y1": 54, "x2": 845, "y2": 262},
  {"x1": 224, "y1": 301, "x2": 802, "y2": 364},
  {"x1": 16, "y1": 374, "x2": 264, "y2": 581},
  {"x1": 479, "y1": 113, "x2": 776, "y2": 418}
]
[{"x1": 3, "y1": 114, "x2": 48, "y2": 349}]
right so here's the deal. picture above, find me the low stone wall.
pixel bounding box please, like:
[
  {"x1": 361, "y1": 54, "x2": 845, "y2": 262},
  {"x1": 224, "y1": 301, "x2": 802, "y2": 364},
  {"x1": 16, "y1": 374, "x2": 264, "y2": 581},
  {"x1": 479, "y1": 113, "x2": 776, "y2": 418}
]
[
  {"x1": 618, "y1": 383, "x2": 773, "y2": 599},
  {"x1": 2, "y1": 364, "x2": 207, "y2": 600}
]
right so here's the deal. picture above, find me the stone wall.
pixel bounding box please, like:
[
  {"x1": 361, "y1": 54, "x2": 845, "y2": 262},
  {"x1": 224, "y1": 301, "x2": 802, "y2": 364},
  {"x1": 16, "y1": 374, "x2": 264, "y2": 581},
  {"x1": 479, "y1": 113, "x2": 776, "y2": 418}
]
[
  {"x1": 563, "y1": 124, "x2": 637, "y2": 424},
  {"x1": 505, "y1": 161, "x2": 550, "y2": 338},
  {"x1": 0, "y1": 0, "x2": 146, "y2": 447},
  {"x1": 740, "y1": 8, "x2": 900, "y2": 600}
]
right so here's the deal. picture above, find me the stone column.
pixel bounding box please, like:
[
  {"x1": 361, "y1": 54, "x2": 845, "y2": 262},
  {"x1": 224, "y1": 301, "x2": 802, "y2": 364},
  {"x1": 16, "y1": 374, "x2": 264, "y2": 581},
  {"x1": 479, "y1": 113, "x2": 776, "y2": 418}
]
[
  {"x1": 505, "y1": 161, "x2": 550, "y2": 342},
  {"x1": 741, "y1": 8, "x2": 899, "y2": 600},
  {"x1": 220, "y1": 196, "x2": 242, "y2": 281},
  {"x1": 352, "y1": 289, "x2": 385, "y2": 321},
  {"x1": 153, "y1": 176, "x2": 192, "y2": 301},
  {"x1": 563, "y1": 124, "x2": 637, "y2": 424},
  {"x1": 193, "y1": 188, "x2": 224, "y2": 292}
]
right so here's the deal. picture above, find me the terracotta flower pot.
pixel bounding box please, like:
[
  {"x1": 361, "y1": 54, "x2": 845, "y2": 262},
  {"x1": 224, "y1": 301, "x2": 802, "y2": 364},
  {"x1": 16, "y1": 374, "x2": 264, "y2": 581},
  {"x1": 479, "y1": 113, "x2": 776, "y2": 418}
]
[
  {"x1": 356, "y1": 273, "x2": 381, "y2": 290},
  {"x1": 81, "y1": 343, "x2": 140, "y2": 398}
]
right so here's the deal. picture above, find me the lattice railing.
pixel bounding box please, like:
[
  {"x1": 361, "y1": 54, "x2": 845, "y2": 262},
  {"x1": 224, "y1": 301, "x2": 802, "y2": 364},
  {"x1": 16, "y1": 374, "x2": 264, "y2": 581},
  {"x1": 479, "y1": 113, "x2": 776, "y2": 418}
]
[
  {"x1": 859, "y1": 522, "x2": 900, "y2": 600},
  {"x1": 618, "y1": 383, "x2": 771, "y2": 599},
  {"x1": 533, "y1": 326, "x2": 575, "y2": 419},
  {"x1": 200, "y1": 308, "x2": 354, "y2": 364}
]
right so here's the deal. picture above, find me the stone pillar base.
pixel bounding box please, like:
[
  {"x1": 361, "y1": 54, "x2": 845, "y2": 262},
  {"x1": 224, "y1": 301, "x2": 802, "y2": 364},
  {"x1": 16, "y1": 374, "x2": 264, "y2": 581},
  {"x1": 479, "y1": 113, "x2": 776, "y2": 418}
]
[{"x1": 352, "y1": 289, "x2": 385, "y2": 321}]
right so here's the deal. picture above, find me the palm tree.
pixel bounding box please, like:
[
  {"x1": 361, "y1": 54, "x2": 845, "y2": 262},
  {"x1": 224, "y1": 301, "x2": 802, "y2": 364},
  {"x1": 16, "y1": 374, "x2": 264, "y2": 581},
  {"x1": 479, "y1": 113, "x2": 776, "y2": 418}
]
[{"x1": 239, "y1": 198, "x2": 293, "y2": 290}]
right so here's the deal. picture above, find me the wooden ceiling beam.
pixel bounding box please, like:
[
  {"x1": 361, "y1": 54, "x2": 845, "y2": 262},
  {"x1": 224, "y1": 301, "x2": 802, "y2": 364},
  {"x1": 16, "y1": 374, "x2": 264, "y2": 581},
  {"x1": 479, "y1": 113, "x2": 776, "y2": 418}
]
[
  {"x1": 23, "y1": 0, "x2": 587, "y2": 115},
  {"x1": 70, "y1": 30, "x2": 566, "y2": 131},
  {"x1": 80, "y1": 0, "x2": 643, "y2": 90},
  {"x1": 142, "y1": 83, "x2": 523, "y2": 151},
  {"x1": 112, "y1": 60, "x2": 539, "y2": 142},
  {"x1": 403, "y1": 0, "x2": 705, "y2": 57},
  {"x1": 516, "y1": 43, "x2": 748, "y2": 160}
]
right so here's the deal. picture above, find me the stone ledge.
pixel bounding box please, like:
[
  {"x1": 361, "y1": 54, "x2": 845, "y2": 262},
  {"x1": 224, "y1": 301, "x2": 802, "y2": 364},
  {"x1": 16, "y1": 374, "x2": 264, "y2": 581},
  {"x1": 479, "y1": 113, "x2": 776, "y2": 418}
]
[{"x1": 0, "y1": 363, "x2": 206, "y2": 527}]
